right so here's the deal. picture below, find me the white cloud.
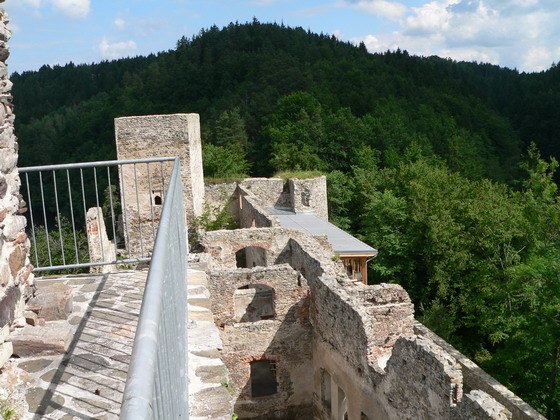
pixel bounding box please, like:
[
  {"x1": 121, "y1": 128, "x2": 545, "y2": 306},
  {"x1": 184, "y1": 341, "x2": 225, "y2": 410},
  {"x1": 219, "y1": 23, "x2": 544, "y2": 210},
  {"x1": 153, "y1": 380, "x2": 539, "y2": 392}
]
[
  {"x1": 114, "y1": 18, "x2": 126, "y2": 31},
  {"x1": 522, "y1": 46, "x2": 558, "y2": 72},
  {"x1": 351, "y1": 0, "x2": 560, "y2": 72},
  {"x1": 404, "y1": 1, "x2": 452, "y2": 35},
  {"x1": 349, "y1": 0, "x2": 408, "y2": 20},
  {"x1": 99, "y1": 39, "x2": 137, "y2": 60},
  {"x1": 50, "y1": 0, "x2": 90, "y2": 19}
]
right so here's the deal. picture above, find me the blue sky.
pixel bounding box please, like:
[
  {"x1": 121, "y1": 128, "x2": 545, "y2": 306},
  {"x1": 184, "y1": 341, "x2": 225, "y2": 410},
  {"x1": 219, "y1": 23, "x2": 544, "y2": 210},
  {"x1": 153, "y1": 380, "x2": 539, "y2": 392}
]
[{"x1": 4, "y1": 0, "x2": 559, "y2": 74}]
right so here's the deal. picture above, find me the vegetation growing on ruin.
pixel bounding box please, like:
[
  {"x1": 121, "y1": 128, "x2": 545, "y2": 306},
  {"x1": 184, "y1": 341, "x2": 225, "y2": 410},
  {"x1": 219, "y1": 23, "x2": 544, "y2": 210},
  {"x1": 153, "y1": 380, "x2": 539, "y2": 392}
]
[{"x1": 11, "y1": 21, "x2": 560, "y2": 417}]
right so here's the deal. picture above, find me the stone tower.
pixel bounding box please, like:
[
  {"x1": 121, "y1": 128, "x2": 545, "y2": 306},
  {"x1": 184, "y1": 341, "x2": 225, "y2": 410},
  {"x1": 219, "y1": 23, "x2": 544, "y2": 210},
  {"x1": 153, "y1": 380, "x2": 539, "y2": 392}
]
[{"x1": 114, "y1": 114, "x2": 204, "y2": 255}]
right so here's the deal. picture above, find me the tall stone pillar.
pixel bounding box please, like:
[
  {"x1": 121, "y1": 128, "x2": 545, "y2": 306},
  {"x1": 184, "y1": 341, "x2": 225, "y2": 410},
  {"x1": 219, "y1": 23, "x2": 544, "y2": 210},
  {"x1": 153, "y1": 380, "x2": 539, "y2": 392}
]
[{"x1": 0, "y1": 6, "x2": 34, "y2": 336}]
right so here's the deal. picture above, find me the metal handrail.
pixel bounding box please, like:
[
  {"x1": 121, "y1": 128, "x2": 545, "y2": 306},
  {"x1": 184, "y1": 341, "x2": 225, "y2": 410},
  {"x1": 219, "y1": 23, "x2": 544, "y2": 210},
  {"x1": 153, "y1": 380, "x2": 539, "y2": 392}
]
[
  {"x1": 120, "y1": 157, "x2": 188, "y2": 418},
  {"x1": 20, "y1": 157, "x2": 176, "y2": 272}
]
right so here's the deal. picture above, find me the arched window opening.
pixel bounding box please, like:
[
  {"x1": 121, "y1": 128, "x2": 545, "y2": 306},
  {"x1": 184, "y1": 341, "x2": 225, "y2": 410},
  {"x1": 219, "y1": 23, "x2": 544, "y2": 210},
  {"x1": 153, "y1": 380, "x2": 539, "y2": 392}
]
[
  {"x1": 235, "y1": 246, "x2": 267, "y2": 268},
  {"x1": 234, "y1": 284, "x2": 275, "y2": 322},
  {"x1": 250, "y1": 360, "x2": 278, "y2": 397}
]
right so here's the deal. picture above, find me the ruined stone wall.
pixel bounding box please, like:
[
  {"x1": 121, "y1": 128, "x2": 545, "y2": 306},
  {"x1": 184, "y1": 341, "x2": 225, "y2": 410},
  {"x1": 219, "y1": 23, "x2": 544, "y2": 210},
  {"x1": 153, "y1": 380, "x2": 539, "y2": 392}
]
[
  {"x1": 202, "y1": 228, "x2": 293, "y2": 269},
  {"x1": 207, "y1": 265, "x2": 313, "y2": 419},
  {"x1": 0, "y1": 8, "x2": 34, "y2": 340},
  {"x1": 200, "y1": 226, "x2": 539, "y2": 419},
  {"x1": 289, "y1": 176, "x2": 328, "y2": 220},
  {"x1": 239, "y1": 178, "x2": 290, "y2": 209},
  {"x1": 414, "y1": 323, "x2": 546, "y2": 420},
  {"x1": 204, "y1": 182, "x2": 239, "y2": 223},
  {"x1": 238, "y1": 186, "x2": 276, "y2": 229},
  {"x1": 378, "y1": 336, "x2": 513, "y2": 419}
]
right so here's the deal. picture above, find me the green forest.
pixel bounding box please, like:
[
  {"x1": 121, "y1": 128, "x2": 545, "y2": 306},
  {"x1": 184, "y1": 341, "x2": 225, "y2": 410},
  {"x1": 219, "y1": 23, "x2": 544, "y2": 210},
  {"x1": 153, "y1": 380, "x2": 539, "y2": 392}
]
[{"x1": 12, "y1": 20, "x2": 560, "y2": 417}]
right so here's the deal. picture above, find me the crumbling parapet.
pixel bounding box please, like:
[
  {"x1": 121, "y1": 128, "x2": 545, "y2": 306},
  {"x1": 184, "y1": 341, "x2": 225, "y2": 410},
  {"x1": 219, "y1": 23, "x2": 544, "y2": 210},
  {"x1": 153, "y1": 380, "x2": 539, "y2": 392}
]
[
  {"x1": 0, "y1": 6, "x2": 34, "y2": 351},
  {"x1": 414, "y1": 323, "x2": 546, "y2": 420},
  {"x1": 239, "y1": 178, "x2": 290, "y2": 209},
  {"x1": 456, "y1": 390, "x2": 512, "y2": 420}
]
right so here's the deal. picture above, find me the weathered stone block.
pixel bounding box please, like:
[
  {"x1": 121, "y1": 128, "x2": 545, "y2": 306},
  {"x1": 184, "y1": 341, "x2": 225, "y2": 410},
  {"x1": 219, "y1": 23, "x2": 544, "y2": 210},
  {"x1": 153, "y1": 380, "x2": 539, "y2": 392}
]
[
  {"x1": 8, "y1": 321, "x2": 73, "y2": 357},
  {"x1": 27, "y1": 283, "x2": 73, "y2": 321}
]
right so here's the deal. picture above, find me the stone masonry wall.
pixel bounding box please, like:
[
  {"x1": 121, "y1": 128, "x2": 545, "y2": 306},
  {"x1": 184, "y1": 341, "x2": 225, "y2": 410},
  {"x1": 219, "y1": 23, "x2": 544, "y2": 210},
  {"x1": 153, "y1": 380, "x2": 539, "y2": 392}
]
[
  {"x1": 238, "y1": 185, "x2": 276, "y2": 228},
  {"x1": 239, "y1": 178, "x2": 290, "y2": 209},
  {"x1": 414, "y1": 323, "x2": 546, "y2": 420},
  {"x1": 207, "y1": 265, "x2": 313, "y2": 419},
  {"x1": 200, "y1": 226, "x2": 537, "y2": 419},
  {"x1": 204, "y1": 182, "x2": 239, "y2": 223},
  {"x1": 115, "y1": 113, "x2": 204, "y2": 229},
  {"x1": 0, "y1": 6, "x2": 34, "y2": 361},
  {"x1": 289, "y1": 176, "x2": 328, "y2": 220}
]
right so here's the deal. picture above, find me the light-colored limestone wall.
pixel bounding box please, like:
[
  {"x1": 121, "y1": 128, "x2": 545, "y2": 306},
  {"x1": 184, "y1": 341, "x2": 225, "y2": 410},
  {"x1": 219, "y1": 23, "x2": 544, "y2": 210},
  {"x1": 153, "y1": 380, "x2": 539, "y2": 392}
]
[
  {"x1": 115, "y1": 114, "x2": 204, "y2": 246},
  {"x1": 289, "y1": 176, "x2": 328, "y2": 220},
  {"x1": 0, "y1": 7, "x2": 34, "y2": 340}
]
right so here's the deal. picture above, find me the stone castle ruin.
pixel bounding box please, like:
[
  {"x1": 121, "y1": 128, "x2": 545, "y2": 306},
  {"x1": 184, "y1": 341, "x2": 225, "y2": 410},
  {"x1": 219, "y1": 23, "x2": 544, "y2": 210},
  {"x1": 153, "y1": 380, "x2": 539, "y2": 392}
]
[
  {"x1": 0, "y1": 3, "x2": 546, "y2": 416},
  {"x1": 115, "y1": 114, "x2": 544, "y2": 419}
]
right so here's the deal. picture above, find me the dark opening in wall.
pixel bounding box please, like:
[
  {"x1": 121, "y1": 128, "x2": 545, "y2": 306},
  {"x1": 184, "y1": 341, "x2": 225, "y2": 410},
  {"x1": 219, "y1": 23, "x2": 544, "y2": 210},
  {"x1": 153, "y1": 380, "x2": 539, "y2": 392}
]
[
  {"x1": 235, "y1": 246, "x2": 267, "y2": 268},
  {"x1": 251, "y1": 360, "x2": 278, "y2": 397},
  {"x1": 321, "y1": 369, "x2": 332, "y2": 411},
  {"x1": 151, "y1": 190, "x2": 163, "y2": 206},
  {"x1": 234, "y1": 284, "x2": 275, "y2": 322}
]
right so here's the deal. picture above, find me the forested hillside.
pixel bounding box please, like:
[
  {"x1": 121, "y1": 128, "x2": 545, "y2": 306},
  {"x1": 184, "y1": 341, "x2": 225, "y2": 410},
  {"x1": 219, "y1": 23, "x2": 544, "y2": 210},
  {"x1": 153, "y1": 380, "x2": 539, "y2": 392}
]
[{"x1": 12, "y1": 21, "x2": 560, "y2": 417}]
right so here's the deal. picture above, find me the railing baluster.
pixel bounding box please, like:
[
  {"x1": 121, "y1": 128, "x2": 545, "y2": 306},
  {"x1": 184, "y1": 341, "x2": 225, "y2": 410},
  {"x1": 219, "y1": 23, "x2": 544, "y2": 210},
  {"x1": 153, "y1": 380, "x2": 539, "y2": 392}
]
[
  {"x1": 25, "y1": 173, "x2": 39, "y2": 268},
  {"x1": 80, "y1": 168, "x2": 92, "y2": 264},
  {"x1": 93, "y1": 167, "x2": 105, "y2": 262},
  {"x1": 133, "y1": 163, "x2": 144, "y2": 258},
  {"x1": 66, "y1": 169, "x2": 80, "y2": 264},
  {"x1": 118, "y1": 164, "x2": 131, "y2": 260},
  {"x1": 39, "y1": 171, "x2": 53, "y2": 267},
  {"x1": 147, "y1": 162, "x2": 156, "y2": 242},
  {"x1": 52, "y1": 170, "x2": 66, "y2": 266},
  {"x1": 20, "y1": 157, "x2": 177, "y2": 275},
  {"x1": 107, "y1": 167, "x2": 117, "y2": 262}
]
